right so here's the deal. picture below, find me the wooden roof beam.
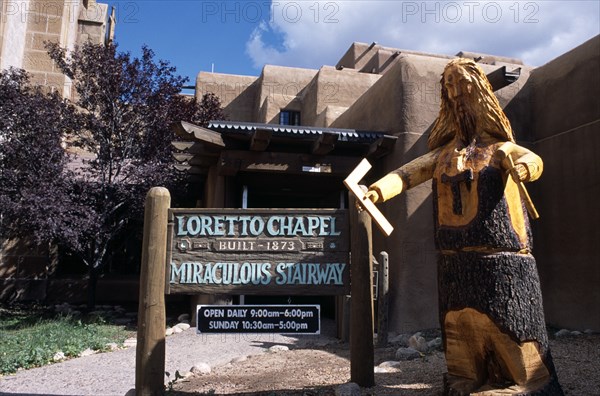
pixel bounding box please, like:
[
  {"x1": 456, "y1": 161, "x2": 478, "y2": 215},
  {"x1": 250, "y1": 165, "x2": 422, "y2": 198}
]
[
  {"x1": 250, "y1": 129, "x2": 272, "y2": 151},
  {"x1": 218, "y1": 150, "x2": 360, "y2": 177},
  {"x1": 367, "y1": 135, "x2": 397, "y2": 159},
  {"x1": 173, "y1": 164, "x2": 210, "y2": 175},
  {"x1": 311, "y1": 132, "x2": 339, "y2": 155},
  {"x1": 172, "y1": 121, "x2": 225, "y2": 148}
]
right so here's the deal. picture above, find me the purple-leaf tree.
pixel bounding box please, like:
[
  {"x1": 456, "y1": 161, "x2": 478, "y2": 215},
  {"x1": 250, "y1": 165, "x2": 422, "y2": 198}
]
[
  {"x1": 0, "y1": 68, "x2": 92, "y2": 259},
  {"x1": 40, "y1": 41, "x2": 224, "y2": 307}
]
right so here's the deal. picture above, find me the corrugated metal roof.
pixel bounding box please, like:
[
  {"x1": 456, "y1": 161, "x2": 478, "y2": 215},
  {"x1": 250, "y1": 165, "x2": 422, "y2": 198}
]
[{"x1": 207, "y1": 121, "x2": 387, "y2": 143}]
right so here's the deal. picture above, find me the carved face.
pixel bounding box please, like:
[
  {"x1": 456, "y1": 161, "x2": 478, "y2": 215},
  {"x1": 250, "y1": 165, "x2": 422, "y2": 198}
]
[
  {"x1": 443, "y1": 64, "x2": 474, "y2": 103},
  {"x1": 444, "y1": 64, "x2": 478, "y2": 145}
]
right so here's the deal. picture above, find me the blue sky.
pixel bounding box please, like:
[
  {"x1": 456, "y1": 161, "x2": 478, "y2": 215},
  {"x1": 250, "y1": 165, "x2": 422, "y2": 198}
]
[{"x1": 107, "y1": 1, "x2": 600, "y2": 85}]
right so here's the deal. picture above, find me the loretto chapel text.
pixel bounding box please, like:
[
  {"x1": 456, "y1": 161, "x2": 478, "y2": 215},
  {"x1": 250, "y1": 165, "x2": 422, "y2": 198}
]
[{"x1": 166, "y1": 210, "x2": 350, "y2": 295}]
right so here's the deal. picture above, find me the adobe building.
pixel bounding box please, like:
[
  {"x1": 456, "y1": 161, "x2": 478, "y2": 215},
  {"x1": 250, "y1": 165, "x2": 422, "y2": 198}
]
[
  {"x1": 0, "y1": 0, "x2": 112, "y2": 96},
  {"x1": 180, "y1": 37, "x2": 600, "y2": 333}
]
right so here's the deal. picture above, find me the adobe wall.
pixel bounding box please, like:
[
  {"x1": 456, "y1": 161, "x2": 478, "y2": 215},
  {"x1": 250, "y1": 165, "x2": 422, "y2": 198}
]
[
  {"x1": 527, "y1": 35, "x2": 600, "y2": 331},
  {"x1": 255, "y1": 65, "x2": 317, "y2": 124},
  {"x1": 301, "y1": 66, "x2": 380, "y2": 127},
  {"x1": 332, "y1": 54, "x2": 534, "y2": 332},
  {"x1": 196, "y1": 72, "x2": 258, "y2": 122}
]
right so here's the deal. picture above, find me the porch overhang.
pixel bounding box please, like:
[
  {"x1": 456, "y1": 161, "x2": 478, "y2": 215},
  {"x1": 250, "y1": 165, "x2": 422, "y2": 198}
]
[{"x1": 171, "y1": 121, "x2": 396, "y2": 178}]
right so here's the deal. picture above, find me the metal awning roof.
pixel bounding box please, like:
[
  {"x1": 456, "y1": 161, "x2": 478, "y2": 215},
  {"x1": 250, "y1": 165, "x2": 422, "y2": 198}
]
[{"x1": 207, "y1": 121, "x2": 387, "y2": 143}]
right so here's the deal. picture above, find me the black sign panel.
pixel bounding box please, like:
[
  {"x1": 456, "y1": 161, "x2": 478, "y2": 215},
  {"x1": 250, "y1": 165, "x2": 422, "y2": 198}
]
[{"x1": 197, "y1": 304, "x2": 320, "y2": 334}]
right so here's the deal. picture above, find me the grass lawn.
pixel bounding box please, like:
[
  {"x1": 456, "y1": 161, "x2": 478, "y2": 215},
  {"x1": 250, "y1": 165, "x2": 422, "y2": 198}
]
[{"x1": 0, "y1": 304, "x2": 133, "y2": 374}]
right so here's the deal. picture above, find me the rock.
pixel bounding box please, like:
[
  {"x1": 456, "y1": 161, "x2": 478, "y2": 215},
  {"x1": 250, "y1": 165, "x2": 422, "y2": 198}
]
[
  {"x1": 165, "y1": 327, "x2": 174, "y2": 336},
  {"x1": 54, "y1": 303, "x2": 71, "y2": 314},
  {"x1": 124, "y1": 389, "x2": 136, "y2": 396},
  {"x1": 173, "y1": 326, "x2": 183, "y2": 334},
  {"x1": 88, "y1": 310, "x2": 106, "y2": 317},
  {"x1": 79, "y1": 348, "x2": 96, "y2": 357},
  {"x1": 584, "y1": 329, "x2": 596, "y2": 335},
  {"x1": 53, "y1": 351, "x2": 65, "y2": 362},
  {"x1": 231, "y1": 355, "x2": 248, "y2": 363},
  {"x1": 555, "y1": 329, "x2": 571, "y2": 338},
  {"x1": 175, "y1": 323, "x2": 191, "y2": 331},
  {"x1": 190, "y1": 362, "x2": 211, "y2": 375},
  {"x1": 106, "y1": 342, "x2": 119, "y2": 351},
  {"x1": 375, "y1": 361, "x2": 402, "y2": 373},
  {"x1": 395, "y1": 347, "x2": 421, "y2": 361},
  {"x1": 571, "y1": 330, "x2": 582, "y2": 336},
  {"x1": 113, "y1": 318, "x2": 131, "y2": 325},
  {"x1": 123, "y1": 338, "x2": 137, "y2": 347},
  {"x1": 408, "y1": 334, "x2": 428, "y2": 352},
  {"x1": 390, "y1": 333, "x2": 411, "y2": 346},
  {"x1": 268, "y1": 345, "x2": 289, "y2": 353},
  {"x1": 427, "y1": 337, "x2": 443, "y2": 351},
  {"x1": 177, "y1": 313, "x2": 190, "y2": 322},
  {"x1": 378, "y1": 360, "x2": 402, "y2": 368},
  {"x1": 335, "y1": 382, "x2": 361, "y2": 396}
]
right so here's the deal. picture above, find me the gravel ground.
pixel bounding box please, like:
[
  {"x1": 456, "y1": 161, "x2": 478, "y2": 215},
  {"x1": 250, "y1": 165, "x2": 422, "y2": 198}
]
[
  {"x1": 172, "y1": 333, "x2": 600, "y2": 395},
  {"x1": 0, "y1": 320, "x2": 340, "y2": 396},
  {"x1": 1, "y1": 321, "x2": 598, "y2": 396}
]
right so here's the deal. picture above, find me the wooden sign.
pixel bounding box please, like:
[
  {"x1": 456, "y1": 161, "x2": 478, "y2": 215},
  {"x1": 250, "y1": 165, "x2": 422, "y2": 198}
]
[{"x1": 166, "y1": 209, "x2": 350, "y2": 295}]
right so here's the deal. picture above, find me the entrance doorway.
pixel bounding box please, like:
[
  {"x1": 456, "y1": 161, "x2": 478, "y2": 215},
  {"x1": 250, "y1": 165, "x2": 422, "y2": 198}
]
[{"x1": 237, "y1": 172, "x2": 347, "y2": 318}]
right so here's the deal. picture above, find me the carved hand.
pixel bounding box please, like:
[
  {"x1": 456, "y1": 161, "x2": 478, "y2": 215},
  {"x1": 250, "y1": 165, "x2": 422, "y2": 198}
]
[
  {"x1": 510, "y1": 163, "x2": 530, "y2": 183},
  {"x1": 364, "y1": 189, "x2": 381, "y2": 204}
]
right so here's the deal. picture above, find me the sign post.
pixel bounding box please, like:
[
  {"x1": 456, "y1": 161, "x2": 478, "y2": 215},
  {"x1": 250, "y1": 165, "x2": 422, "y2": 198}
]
[
  {"x1": 348, "y1": 194, "x2": 375, "y2": 387},
  {"x1": 344, "y1": 158, "x2": 395, "y2": 388},
  {"x1": 136, "y1": 187, "x2": 170, "y2": 396}
]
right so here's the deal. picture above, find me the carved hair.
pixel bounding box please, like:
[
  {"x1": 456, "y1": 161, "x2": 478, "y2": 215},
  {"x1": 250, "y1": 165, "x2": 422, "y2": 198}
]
[{"x1": 427, "y1": 58, "x2": 515, "y2": 150}]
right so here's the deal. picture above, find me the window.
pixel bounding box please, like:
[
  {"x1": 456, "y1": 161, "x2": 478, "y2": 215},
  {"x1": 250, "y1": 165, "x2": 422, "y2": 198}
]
[{"x1": 279, "y1": 110, "x2": 301, "y2": 126}]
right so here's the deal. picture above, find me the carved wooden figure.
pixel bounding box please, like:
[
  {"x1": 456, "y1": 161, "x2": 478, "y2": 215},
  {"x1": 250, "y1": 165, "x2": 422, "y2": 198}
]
[{"x1": 366, "y1": 59, "x2": 563, "y2": 395}]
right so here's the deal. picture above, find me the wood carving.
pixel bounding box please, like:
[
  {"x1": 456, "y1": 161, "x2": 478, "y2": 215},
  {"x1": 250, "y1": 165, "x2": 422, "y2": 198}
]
[
  {"x1": 366, "y1": 58, "x2": 563, "y2": 395},
  {"x1": 344, "y1": 159, "x2": 394, "y2": 236}
]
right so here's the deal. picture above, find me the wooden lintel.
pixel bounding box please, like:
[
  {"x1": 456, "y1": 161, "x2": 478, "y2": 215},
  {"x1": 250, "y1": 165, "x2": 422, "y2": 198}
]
[
  {"x1": 218, "y1": 150, "x2": 360, "y2": 177},
  {"x1": 250, "y1": 129, "x2": 272, "y2": 151},
  {"x1": 173, "y1": 121, "x2": 225, "y2": 148},
  {"x1": 311, "y1": 132, "x2": 339, "y2": 155},
  {"x1": 188, "y1": 155, "x2": 218, "y2": 167},
  {"x1": 367, "y1": 135, "x2": 397, "y2": 159}
]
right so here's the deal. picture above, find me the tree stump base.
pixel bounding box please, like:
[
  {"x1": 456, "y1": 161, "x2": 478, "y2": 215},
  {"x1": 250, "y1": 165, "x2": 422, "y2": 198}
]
[{"x1": 438, "y1": 252, "x2": 563, "y2": 395}]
